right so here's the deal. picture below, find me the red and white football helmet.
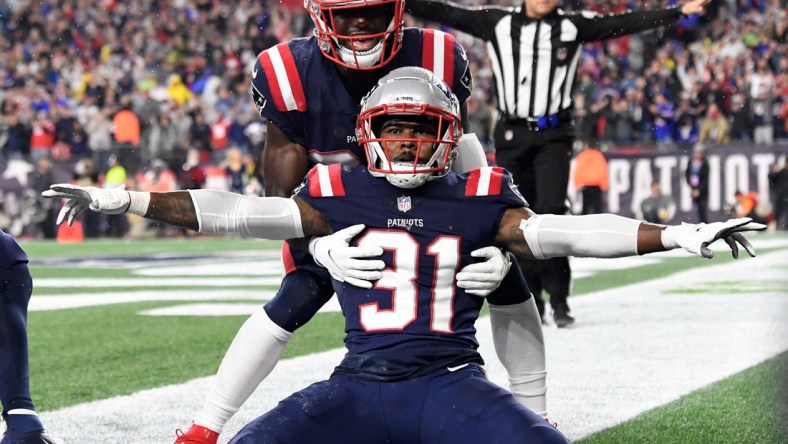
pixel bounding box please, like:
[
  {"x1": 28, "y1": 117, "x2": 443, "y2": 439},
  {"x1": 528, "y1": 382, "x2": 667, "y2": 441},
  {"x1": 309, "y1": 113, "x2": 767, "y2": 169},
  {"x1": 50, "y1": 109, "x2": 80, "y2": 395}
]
[
  {"x1": 305, "y1": 0, "x2": 405, "y2": 70},
  {"x1": 357, "y1": 67, "x2": 462, "y2": 189}
]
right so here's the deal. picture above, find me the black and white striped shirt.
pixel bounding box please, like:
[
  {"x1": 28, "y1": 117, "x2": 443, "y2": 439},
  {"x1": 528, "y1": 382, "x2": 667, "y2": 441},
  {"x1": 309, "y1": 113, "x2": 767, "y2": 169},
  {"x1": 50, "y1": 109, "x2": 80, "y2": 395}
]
[{"x1": 408, "y1": 0, "x2": 684, "y2": 120}]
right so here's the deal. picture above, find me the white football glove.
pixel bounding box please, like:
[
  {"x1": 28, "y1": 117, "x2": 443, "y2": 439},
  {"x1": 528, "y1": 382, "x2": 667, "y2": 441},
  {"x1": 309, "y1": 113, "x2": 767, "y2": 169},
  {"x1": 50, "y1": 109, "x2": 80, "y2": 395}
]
[
  {"x1": 309, "y1": 224, "x2": 385, "y2": 289},
  {"x1": 42, "y1": 183, "x2": 130, "y2": 227},
  {"x1": 456, "y1": 246, "x2": 512, "y2": 297},
  {"x1": 663, "y1": 217, "x2": 766, "y2": 259}
]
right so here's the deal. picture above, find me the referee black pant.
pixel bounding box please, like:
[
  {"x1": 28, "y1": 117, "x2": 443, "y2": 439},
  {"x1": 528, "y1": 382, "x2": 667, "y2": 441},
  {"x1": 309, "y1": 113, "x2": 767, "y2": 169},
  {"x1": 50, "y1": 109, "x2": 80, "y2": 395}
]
[{"x1": 494, "y1": 120, "x2": 574, "y2": 316}]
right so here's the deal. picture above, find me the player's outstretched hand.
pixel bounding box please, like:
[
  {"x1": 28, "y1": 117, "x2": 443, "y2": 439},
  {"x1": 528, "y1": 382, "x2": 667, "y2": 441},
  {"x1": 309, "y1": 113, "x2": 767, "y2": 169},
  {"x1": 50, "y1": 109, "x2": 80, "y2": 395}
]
[
  {"x1": 42, "y1": 183, "x2": 130, "y2": 227},
  {"x1": 664, "y1": 218, "x2": 767, "y2": 259},
  {"x1": 456, "y1": 247, "x2": 512, "y2": 296},
  {"x1": 309, "y1": 224, "x2": 385, "y2": 288}
]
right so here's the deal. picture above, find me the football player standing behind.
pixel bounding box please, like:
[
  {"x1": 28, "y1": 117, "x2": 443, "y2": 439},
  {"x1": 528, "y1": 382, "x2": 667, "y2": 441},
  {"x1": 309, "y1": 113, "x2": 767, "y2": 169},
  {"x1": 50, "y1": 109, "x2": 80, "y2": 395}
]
[
  {"x1": 0, "y1": 229, "x2": 62, "y2": 444},
  {"x1": 180, "y1": 0, "x2": 548, "y2": 441}
]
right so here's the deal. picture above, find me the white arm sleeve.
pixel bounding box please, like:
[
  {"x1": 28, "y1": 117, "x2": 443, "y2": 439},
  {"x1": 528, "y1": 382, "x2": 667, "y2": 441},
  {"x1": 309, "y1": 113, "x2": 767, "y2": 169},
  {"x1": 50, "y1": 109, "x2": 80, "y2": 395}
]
[
  {"x1": 520, "y1": 213, "x2": 642, "y2": 259},
  {"x1": 187, "y1": 189, "x2": 304, "y2": 240},
  {"x1": 489, "y1": 299, "x2": 547, "y2": 418},
  {"x1": 451, "y1": 133, "x2": 488, "y2": 174}
]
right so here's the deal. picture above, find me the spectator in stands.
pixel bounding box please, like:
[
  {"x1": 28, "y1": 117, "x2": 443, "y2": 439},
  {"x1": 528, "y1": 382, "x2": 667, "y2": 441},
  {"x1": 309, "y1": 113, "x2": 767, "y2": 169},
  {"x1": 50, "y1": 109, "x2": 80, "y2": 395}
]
[
  {"x1": 674, "y1": 93, "x2": 699, "y2": 147},
  {"x1": 224, "y1": 148, "x2": 246, "y2": 195},
  {"x1": 572, "y1": 93, "x2": 596, "y2": 145},
  {"x1": 751, "y1": 87, "x2": 774, "y2": 145},
  {"x1": 698, "y1": 103, "x2": 731, "y2": 144},
  {"x1": 611, "y1": 96, "x2": 636, "y2": 144},
  {"x1": 725, "y1": 190, "x2": 768, "y2": 225},
  {"x1": 686, "y1": 146, "x2": 710, "y2": 223},
  {"x1": 72, "y1": 158, "x2": 102, "y2": 238},
  {"x1": 104, "y1": 155, "x2": 129, "y2": 238},
  {"x1": 573, "y1": 145, "x2": 609, "y2": 215},
  {"x1": 178, "y1": 148, "x2": 208, "y2": 191},
  {"x1": 29, "y1": 112, "x2": 55, "y2": 163},
  {"x1": 640, "y1": 181, "x2": 676, "y2": 224},
  {"x1": 650, "y1": 93, "x2": 676, "y2": 146},
  {"x1": 137, "y1": 159, "x2": 178, "y2": 237},
  {"x1": 629, "y1": 89, "x2": 653, "y2": 143},
  {"x1": 31, "y1": 156, "x2": 56, "y2": 239},
  {"x1": 241, "y1": 152, "x2": 263, "y2": 197},
  {"x1": 113, "y1": 99, "x2": 142, "y2": 176},
  {"x1": 188, "y1": 112, "x2": 212, "y2": 162},
  {"x1": 729, "y1": 93, "x2": 752, "y2": 142},
  {"x1": 2, "y1": 112, "x2": 30, "y2": 160}
]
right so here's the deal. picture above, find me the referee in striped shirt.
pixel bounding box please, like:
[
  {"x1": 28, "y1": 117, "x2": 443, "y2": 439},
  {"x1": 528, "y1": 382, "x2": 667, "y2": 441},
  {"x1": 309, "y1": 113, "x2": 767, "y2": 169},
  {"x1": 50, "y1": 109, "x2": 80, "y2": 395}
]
[{"x1": 408, "y1": 0, "x2": 710, "y2": 327}]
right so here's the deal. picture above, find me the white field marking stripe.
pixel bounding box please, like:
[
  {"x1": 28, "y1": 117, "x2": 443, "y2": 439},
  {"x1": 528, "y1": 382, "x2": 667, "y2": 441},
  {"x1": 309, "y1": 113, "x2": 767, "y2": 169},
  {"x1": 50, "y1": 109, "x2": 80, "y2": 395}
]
[
  {"x1": 139, "y1": 298, "x2": 342, "y2": 317},
  {"x1": 34, "y1": 277, "x2": 286, "y2": 288},
  {"x1": 269, "y1": 46, "x2": 298, "y2": 111},
  {"x1": 29, "y1": 290, "x2": 278, "y2": 311},
  {"x1": 316, "y1": 164, "x2": 334, "y2": 196},
  {"x1": 134, "y1": 260, "x2": 284, "y2": 276},
  {"x1": 431, "y1": 30, "x2": 446, "y2": 80},
  {"x1": 24, "y1": 249, "x2": 788, "y2": 443}
]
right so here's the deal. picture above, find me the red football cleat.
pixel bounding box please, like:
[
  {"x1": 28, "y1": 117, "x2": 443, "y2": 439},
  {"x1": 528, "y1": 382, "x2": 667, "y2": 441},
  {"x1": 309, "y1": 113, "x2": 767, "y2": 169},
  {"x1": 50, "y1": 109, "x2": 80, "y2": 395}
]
[{"x1": 174, "y1": 424, "x2": 220, "y2": 444}]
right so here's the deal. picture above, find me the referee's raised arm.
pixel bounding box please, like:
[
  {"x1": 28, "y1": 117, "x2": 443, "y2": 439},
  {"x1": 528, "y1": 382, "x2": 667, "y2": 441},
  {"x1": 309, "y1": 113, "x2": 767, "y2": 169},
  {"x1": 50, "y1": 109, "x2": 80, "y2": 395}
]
[
  {"x1": 573, "y1": 0, "x2": 709, "y2": 42},
  {"x1": 406, "y1": 0, "x2": 509, "y2": 39}
]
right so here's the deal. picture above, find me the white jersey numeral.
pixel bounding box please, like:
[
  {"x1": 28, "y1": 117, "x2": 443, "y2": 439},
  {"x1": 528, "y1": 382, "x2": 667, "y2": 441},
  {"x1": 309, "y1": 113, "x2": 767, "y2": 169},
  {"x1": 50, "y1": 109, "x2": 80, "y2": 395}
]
[{"x1": 357, "y1": 230, "x2": 460, "y2": 333}]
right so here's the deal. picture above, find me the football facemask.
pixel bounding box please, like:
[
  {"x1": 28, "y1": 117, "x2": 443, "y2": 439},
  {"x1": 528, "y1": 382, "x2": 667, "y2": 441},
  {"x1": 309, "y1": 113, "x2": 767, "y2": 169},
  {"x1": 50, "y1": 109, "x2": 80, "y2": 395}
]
[
  {"x1": 357, "y1": 67, "x2": 462, "y2": 189},
  {"x1": 305, "y1": 0, "x2": 405, "y2": 70}
]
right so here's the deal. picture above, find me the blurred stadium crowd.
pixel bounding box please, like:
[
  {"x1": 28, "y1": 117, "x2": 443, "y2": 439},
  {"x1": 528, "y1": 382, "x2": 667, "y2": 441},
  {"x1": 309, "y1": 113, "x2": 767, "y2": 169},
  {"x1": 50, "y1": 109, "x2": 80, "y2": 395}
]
[{"x1": 0, "y1": 0, "x2": 786, "y2": 239}]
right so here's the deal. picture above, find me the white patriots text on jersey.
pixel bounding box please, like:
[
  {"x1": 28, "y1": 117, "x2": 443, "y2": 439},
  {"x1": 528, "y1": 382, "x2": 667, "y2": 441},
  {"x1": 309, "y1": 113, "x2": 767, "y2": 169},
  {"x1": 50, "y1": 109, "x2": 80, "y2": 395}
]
[{"x1": 387, "y1": 218, "x2": 425, "y2": 230}]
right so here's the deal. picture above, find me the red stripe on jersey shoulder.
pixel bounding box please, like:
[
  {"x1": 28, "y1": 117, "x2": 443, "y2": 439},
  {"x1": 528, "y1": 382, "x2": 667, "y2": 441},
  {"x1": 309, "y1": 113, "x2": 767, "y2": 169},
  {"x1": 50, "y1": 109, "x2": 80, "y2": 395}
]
[
  {"x1": 277, "y1": 44, "x2": 307, "y2": 112},
  {"x1": 465, "y1": 168, "x2": 481, "y2": 196},
  {"x1": 465, "y1": 167, "x2": 506, "y2": 196},
  {"x1": 327, "y1": 163, "x2": 346, "y2": 197},
  {"x1": 422, "y1": 29, "x2": 436, "y2": 73},
  {"x1": 488, "y1": 167, "x2": 505, "y2": 195},
  {"x1": 307, "y1": 165, "x2": 322, "y2": 197},
  {"x1": 307, "y1": 164, "x2": 346, "y2": 197},
  {"x1": 420, "y1": 30, "x2": 456, "y2": 90},
  {"x1": 258, "y1": 50, "x2": 287, "y2": 112},
  {"x1": 257, "y1": 44, "x2": 307, "y2": 112}
]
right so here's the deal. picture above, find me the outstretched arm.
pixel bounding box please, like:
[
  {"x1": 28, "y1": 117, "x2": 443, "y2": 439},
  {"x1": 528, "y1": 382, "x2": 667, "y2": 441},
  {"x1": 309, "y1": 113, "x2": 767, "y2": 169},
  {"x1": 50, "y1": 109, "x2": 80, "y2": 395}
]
[
  {"x1": 42, "y1": 185, "x2": 332, "y2": 239},
  {"x1": 496, "y1": 208, "x2": 765, "y2": 260},
  {"x1": 575, "y1": 0, "x2": 710, "y2": 42}
]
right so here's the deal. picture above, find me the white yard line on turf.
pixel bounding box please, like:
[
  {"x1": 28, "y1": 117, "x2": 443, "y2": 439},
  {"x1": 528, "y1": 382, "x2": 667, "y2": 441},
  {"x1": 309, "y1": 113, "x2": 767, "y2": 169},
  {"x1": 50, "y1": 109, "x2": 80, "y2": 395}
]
[
  {"x1": 24, "y1": 248, "x2": 787, "y2": 443},
  {"x1": 33, "y1": 277, "x2": 287, "y2": 288}
]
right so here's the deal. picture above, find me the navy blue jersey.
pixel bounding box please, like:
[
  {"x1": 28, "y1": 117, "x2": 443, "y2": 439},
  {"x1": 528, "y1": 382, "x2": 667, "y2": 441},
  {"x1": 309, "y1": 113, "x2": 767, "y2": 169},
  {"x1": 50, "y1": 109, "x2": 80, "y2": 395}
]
[
  {"x1": 251, "y1": 28, "x2": 472, "y2": 167},
  {"x1": 297, "y1": 164, "x2": 527, "y2": 380},
  {"x1": 0, "y1": 228, "x2": 28, "y2": 270}
]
